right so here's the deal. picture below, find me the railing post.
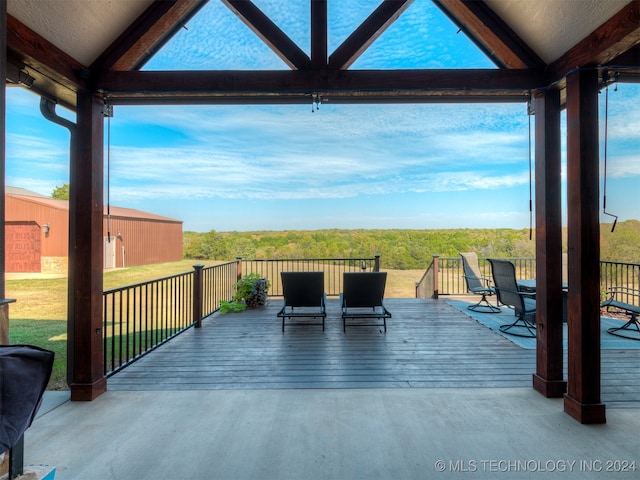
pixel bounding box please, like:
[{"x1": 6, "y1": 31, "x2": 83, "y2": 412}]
[
  {"x1": 432, "y1": 255, "x2": 439, "y2": 299},
  {"x1": 236, "y1": 256, "x2": 243, "y2": 281},
  {"x1": 374, "y1": 254, "x2": 380, "y2": 272},
  {"x1": 193, "y1": 264, "x2": 204, "y2": 328}
]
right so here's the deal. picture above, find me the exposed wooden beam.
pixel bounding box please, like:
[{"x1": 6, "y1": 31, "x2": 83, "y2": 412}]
[
  {"x1": 328, "y1": 0, "x2": 413, "y2": 70},
  {"x1": 97, "y1": 68, "x2": 542, "y2": 104},
  {"x1": 433, "y1": 0, "x2": 546, "y2": 69},
  {"x1": 547, "y1": 0, "x2": 640, "y2": 82},
  {"x1": 311, "y1": 0, "x2": 327, "y2": 69},
  {"x1": 222, "y1": 0, "x2": 310, "y2": 70},
  {"x1": 6, "y1": 14, "x2": 87, "y2": 108},
  {"x1": 92, "y1": 0, "x2": 208, "y2": 72}
]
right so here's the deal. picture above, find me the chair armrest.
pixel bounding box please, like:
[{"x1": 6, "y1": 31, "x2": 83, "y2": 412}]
[{"x1": 602, "y1": 287, "x2": 640, "y2": 306}]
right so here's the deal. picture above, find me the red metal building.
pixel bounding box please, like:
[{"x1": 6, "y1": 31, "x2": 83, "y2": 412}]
[{"x1": 5, "y1": 187, "x2": 182, "y2": 273}]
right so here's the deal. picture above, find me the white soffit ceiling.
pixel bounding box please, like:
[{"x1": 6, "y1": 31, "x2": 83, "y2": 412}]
[
  {"x1": 7, "y1": 0, "x2": 154, "y2": 66},
  {"x1": 486, "y1": 0, "x2": 633, "y2": 64}
]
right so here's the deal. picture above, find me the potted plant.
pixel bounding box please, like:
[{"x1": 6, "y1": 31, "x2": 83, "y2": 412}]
[{"x1": 220, "y1": 273, "x2": 270, "y2": 314}]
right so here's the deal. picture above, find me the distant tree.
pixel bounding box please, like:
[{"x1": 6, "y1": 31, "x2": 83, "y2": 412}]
[{"x1": 51, "y1": 183, "x2": 69, "y2": 200}]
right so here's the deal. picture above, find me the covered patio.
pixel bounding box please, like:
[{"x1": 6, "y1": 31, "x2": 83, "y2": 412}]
[
  {"x1": 3, "y1": 1, "x2": 640, "y2": 477},
  {"x1": 25, "y1": 298, "x2": 640, "y2": 479}
]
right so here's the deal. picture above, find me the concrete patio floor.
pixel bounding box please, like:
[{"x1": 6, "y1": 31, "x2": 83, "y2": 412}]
[{"x1": 25, "y1": 387, "x2": 640, "y2": 480}]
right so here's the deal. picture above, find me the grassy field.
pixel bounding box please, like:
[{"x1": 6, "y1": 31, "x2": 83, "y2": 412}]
[{"x1": 6, "y1": 261, "x2": 426, "y2": 390}]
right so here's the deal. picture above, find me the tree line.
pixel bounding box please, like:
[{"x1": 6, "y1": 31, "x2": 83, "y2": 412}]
[{"x1": 183, "y1": 220, "x2": 639, "y2": 270}]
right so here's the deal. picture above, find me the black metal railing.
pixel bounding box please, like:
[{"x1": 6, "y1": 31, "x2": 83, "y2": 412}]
[
  {"x1": 241, "y1": 255, "x2": 380, "y2": 296},
  {"x1": 102, "y1": 257, "x2": 379, "y2": 376},
  {"x1": 416, "y1": 257, "x2": 639, "y2": 299},
  {"x1": 416, "y1": 257, "x2": 536, "y2": 297},
  {"x1": 600, "y1": 261, "x2": 640, "y2": 305},
  {"x1": 103, "y1": 271, "x2": 194, "y2": 376}
]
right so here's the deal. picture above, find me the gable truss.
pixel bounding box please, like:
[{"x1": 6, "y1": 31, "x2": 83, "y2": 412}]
[{"x1": 5, "y1": 0, "x2": 639, "y2": 110}]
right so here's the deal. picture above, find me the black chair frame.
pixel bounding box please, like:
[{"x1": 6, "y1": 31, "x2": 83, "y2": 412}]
[
  {"x1": 277, "y1": 272, "x2": 327, "y2": 332},
  {"x1": 341, "y1": 272, "x2": 392, "y2": 333}
]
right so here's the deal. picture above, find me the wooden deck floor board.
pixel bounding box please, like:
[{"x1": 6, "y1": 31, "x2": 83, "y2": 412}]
[{"x1": 108, "y1": 298, "x2": 640, "y2": 407}]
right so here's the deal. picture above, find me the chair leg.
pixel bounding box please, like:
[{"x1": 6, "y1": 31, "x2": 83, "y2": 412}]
[
  {"x1": 499, "y1": 313, "x2": 536, "y2": 338},
  {"x1": 607, "y1": 314, "x2": 640, "y2": 340},
  {"x1": 468, "y1": 294, "x2": 501, "y2": 313}
]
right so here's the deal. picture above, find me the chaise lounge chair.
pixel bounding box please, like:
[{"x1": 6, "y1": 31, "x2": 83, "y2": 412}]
[
  {"x1": 489, "y1": 259, "x2": 536, "y2": 338},
  {"x1": 277, "y1": 272, "x2": 326, "y2": 332},
  {"x1": 341, "y1": 272, "x2": 392, "y2": 333}
]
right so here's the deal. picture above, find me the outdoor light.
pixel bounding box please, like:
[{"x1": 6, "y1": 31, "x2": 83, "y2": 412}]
[{"x1": 42, "y1": 224, "x2": 50, "y2": 236}]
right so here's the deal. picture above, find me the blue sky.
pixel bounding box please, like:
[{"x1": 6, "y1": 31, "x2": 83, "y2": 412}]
[{"x1": 6, "y1": 0, "x2": 639, "y2": 232}]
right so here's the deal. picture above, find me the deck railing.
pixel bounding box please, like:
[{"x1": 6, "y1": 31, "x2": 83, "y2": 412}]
[
  {"x1": 600, "y1": 261, "x2": 640, "y2": 305},
  {"x1": 241, "y1": 255, "x2": 380, "y2": 296},
  {"x1": 416, "y1": 257, "x2": 639, "y2": 299},
  {"x1": 102, "y1": 257, "x2": 379, "y2": 376},
  {"x1": 103, "y1": 256, "x2": 637, "y2": 375}
]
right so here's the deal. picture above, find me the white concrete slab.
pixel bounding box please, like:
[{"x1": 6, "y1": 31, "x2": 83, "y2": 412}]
[{"x1": 25, "y1": 388, "x2": 640, "y2": 479}]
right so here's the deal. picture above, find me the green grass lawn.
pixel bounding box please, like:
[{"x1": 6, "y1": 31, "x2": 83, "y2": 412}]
[
  {"x1": 6, "y1": 260, "x2": 216, "y2": 390},
  {"x1": 6, "y1": 260, "x2": 424, "y2": 391}
]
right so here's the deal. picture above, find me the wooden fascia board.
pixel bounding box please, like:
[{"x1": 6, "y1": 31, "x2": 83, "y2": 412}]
[
  {"x1": 91, "y1": 0, "x2": 208, "y2": 72},
  {"x1": 97, "y1": 68, "x2": 543, "y2": 102},
  {"x1": 6, "y1": 14, "x2": 87, "y2": 93},
  {"x1": 221, "y1": 0, "x2": 310, "y2": 70},
  {"x1": 433, "y1": 0, "x2": 546, "y2": 70},
  {"x1": 328, "y1": 0, "x2": 414, "y2": 70},
  {"x1": 547, "y1": 0, "x2": 640, "y2": 82}
]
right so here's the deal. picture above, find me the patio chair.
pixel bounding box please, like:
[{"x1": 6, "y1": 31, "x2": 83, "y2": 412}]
[
  {"x1": 488, "y1": 259, "x2": 536, "y2": 338},
  {"x1": 600, "y1": 287, "x2": 640, "y2": 340},
  {"x1": 277, "y1": 272, "x2": 326, "y2": 332},
  {"x1": 341, "y1": 272, "x2": 392, "y2": 333},
  {"x1": 460, "y1": 252, "x2": 501, "y2": 313}
]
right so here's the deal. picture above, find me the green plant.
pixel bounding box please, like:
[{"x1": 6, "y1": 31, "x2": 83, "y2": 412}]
[{"x1": 219, "y1": 273, "x2": 270, "y2": 314}]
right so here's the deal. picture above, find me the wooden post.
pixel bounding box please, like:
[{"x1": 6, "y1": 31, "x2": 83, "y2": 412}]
[
  {"x1": 374, "y1": 254, "x2": 380, "y2": 272},
  {"x1": 236, "y1": 256, "x2": 243, "y2": 281},
  {"x1": 68, "y1": 89, "x2": 107, "y2": 401},
  {"x1": 532, "y1": 89, "x2": 567, "y2": 398},
  {"x1": 563, "y1": 69, "x2": 605, "y2": 424},
  {"x1": 0, "y1": 0, "x2": 6, "y2": 302},
  {"x1": 432, "y1": 255, "x2": 439, "y2": 299},
  {"x1": 193, "y1": 264, "x2": 204, "y2": 328}
]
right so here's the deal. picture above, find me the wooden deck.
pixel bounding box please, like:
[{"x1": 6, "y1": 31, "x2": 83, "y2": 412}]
[{"x1": 108, "y1": 298, "x2": 640, "y2": 408}]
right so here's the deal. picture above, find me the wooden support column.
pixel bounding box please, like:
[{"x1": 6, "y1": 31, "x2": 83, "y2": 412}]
[
  {"x1": 563, "y1": 69, "x2": 605, "y2": 424},
  {"x1": 1, "y1": 0, "x2": 6, "y2": 301},
  {"x1": 532, "y1": 89, "x2": 567, "y2": 398},
  {"x1": 68, "y1": 89, "x2": 107, "y2": 401}
]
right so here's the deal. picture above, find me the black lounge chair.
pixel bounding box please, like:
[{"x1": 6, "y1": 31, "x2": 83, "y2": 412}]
[
  {"x1": 489, "y1": 259, "x2": 536, "y2": 338},
  {"x1": 460, "y1": 252, "x2": 501, "y2": 313},
  {"x1": 277, "y1": 272, "x2": 326, "y2": 332},
  {"x1": 341, "y1": 272, "x2": 392, "y2": 333}
]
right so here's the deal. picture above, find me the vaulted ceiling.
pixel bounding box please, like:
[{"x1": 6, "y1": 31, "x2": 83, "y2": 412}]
[{"x1": 5, "y1": 0, "x2": 640, "y2": 109}]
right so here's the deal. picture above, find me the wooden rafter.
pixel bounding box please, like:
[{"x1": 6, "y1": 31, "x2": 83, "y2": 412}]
[
  {"x1": 433, "y1": 0, "x2": 546, "y2": 70},
  {"x1": 328, "y1": 0, "x2": 414, "y2": 70},
  {"x1": 547, "y1": 0, "x2": 640, "y2": 82},
  {"x1": 92, "y1": 0, "x2": 208, "y2": 72},
  {"x1": 97, "y1": 68, "x2": 542, "y2": 104},
  {"x1": 311, "y1": 0, "x2": 327, "y2": 69},
  {"x1": 222, "y1": 0, "x2": 310, "y2": 70},
  {"x1": 5, "y1": 14, "x2": 87, "y2": 109}
]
